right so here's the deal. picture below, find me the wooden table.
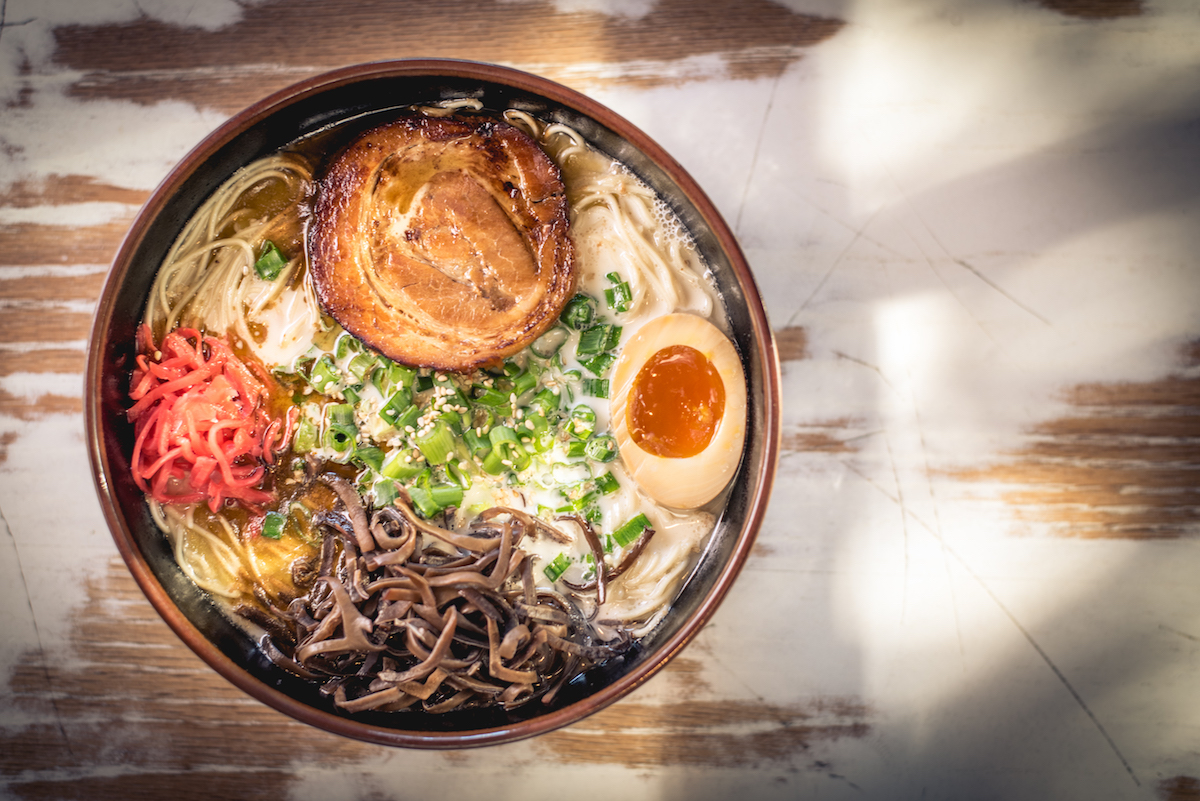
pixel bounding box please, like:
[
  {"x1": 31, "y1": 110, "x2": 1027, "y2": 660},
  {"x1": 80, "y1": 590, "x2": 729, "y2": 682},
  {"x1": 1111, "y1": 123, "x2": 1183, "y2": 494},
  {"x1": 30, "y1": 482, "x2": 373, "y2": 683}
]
[{"x1": 2, "y1": 1, "x2": 1198, "y2": 798}]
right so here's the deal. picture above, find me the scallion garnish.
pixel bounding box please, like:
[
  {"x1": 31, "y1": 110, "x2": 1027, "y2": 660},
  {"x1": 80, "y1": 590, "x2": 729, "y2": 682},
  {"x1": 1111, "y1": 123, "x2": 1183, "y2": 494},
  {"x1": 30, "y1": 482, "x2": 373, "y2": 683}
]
[
  {"x1": 605, "y1": 272, "x2": 633, "y2": 313},
  {"x1": 613, "y1": 512, "x2": 652, "y2": 548},
  {"x1": 261, "y1": 510, "x2": 286, "y2": 540},
  {"x1": 354, "y1": 445, "x2": 384, "y2": 472},
  {"x1": 379, "y1": 388, "x2": 413, "y2": 427},
  {"x1": 561, "y1": 294, "x2": 596, "y2": 330},
  {"x1": 292, "y1": 417, "x2": 317, "y2": 453},
  {"x1": 582, "y1": 378, "x2": 609, "y2": 398},
  {"x1": 566, "y1": 405, "x2": 596, "y2": 439},
  {"x1": 307, "y1": 355, "x2": 340, "y2": 395},
  {"x1": 544, "y1": 552, "x2": 571, "y2": 582},
  {"x1": 581, "y1": 352, "x2": 616, "y2": 377},
  {"x1": 595, "y1": 471, "x2": 619, "y2": 494},
  {"x1": 585, "y1": 433, "x2": 617, "y2": 462},
  {"x1": 254, "y1": 241, "x2": 287, "y2": 281},
  {"x1": 381, "y1": 449, "x2": 425, "y2": 481},
  {"x1": 415, "y1": 419, "x2": 456, "y2": 465},
  {"x1": 576, "y1": 323, "x2": 619, "y2": 357},
  {"x1": 347, "y1": 352, "x2": 378, "y2": 383}
]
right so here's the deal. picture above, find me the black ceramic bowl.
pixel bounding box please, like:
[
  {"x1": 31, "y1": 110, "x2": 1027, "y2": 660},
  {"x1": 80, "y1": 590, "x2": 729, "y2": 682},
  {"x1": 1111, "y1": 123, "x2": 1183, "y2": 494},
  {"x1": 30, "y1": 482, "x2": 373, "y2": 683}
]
[{"x1": 86, "y1": 59, "x2": 780, "y2": 748}]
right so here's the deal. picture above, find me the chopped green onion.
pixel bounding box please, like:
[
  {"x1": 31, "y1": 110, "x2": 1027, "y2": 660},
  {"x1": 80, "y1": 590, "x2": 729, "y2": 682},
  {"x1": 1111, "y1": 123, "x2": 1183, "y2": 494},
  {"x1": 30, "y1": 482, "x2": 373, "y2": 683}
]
[
  {"x1": 341, "y1": 385, "x2": 361, "y2": 406},
  {"x1": 261, "y1": 510, "x2": 286, "y2": 540},
  {"x1": 581, "y1": 352, "x2": 616, "y2": 377},
  {"x1": 381, "y1": 449, "x2": 425, "y2": 481},
  {"x1": 327, "y1": 403, "x2": 355, "y2": 427},
  {"x1": 354, "y1": 445, "x2": 385, "y2": 472},
  {"x1": 438, "y1": 409, "x2": 465, "y2": 436},
  {"x1": 308, "y1": 355, "x2": 340, "y2": 394},
  {"x1": 486, "y1": 425, "x2": 530, "y2": 472},
  {"x1": 335, "y1": 332, "x2": 361, "y2": 359},
  {"x1": 559, "y1": 486, "x2": 599, "y2": 513},
  {"x1": 585, "y1": 434, "x2": 618, "y2": 462},
  {"x1": 582, "y1": 378, "x2": 609, "y2": 398},
  {"x1": 324, "y1": 423, "x2": 356, "y2": 454},
  {"x1": 415, "y1": 419, "x2": 456, "y2": 465},
  {"x1": 604, "y1": 272, "x2": 633, "y2": 313},
  {"x1": 430, "y1": 481, "x2": 464, "y2": 509},
  {"x1": 408, "y1": 485, "x2": 440, "y2": 518},
  {"x1": 409, "y1": 474, "x2": 463, "y2": 518},
  {"x1": 529, "y1": 387, "x2": 560, "y2": 418},
  {"x1": 373, "y1": 478, "x2": 400, "y2": 507},
  {"x1": 254, "y1": 241, "x2": 288, "y2": 281},
  {"x1": 613, "y1": 512, "x2": 652, "y2": 548},
  {"x1": 595, "y1": 471, "x2": 619, "y2": 494},
  {"x1": 347, "y1": 352, "x2": 378, "y2": 383},
  {"x1": 379, "y1": 389, "x2": 413, "y2": 427},
  {"x1": 390, "y1": 403, "x2": 421, "y2": 431},
  {"x1": 373, "y1": 359, "x2": 417, "y2": 395},
  {"x1": 473, "y1": 386, "x2": 512, "y2": 409},
  {"x1": 463, "y1": 427, "x2": 490, "y2": 456},
  {"x1": 511, "y1": 368, "x2": 538, "y2": 398},
  {"x1": 292, "y1": 417, "x2": 317, "y2": 453},
  {"x1": 561, "y1": 294, "x2": 596, "y2": 330},
  {"x1": 576, "y1": 324, "x2": 619, "y2": 357},
  {"x1": 544, "y1": 552, "x2": 572, "y2": 582},
  {"x1": 567, "y1": 405, "x2": 596, "y2": 439}
]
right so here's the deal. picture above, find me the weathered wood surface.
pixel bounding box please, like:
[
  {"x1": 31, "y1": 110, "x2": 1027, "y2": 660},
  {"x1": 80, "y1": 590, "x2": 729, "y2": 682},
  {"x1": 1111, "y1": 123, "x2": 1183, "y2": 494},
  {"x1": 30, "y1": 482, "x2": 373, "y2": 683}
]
[{"x1": 3, "y1": 0, "x2": 1200, "y2": 799}]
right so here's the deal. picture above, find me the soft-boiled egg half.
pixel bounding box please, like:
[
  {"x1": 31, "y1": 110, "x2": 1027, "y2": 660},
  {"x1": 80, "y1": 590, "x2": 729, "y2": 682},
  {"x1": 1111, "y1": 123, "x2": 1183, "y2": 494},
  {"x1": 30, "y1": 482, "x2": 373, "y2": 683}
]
[{"x1": 609, "y1": 313, "x2": 747, "y2": 509}]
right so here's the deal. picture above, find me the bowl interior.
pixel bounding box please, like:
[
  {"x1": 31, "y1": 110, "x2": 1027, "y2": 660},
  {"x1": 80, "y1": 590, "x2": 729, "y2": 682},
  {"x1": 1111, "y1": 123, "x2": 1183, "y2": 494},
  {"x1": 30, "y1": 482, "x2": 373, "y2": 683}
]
[{"x1": 87, "y1": 59, "x2": 779, "y2": 747}]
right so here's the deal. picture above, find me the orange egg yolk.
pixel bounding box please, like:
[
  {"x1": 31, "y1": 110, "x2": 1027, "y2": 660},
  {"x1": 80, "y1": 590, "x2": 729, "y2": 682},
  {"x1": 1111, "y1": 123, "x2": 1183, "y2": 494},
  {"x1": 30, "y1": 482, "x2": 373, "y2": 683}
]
[{"x1": 627, "y1": 344, "x2": 725, "y2": 459}]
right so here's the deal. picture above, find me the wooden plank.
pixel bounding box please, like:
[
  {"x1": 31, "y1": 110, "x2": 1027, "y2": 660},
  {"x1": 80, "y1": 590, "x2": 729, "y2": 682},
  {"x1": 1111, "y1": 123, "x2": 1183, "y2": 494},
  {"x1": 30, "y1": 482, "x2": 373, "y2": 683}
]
[
  {"x1": 955, "y1": 343, "x2": 1200, "y2": 538},
  {"x1": 52, "y1": 0, "x2": 843, "y2": 110}
]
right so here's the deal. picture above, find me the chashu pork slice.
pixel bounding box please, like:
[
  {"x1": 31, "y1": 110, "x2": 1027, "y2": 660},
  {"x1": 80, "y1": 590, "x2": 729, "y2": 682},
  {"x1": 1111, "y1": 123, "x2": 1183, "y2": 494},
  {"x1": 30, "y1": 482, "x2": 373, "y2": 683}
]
[{"x1": 308, "y1": 114, "x2": 576, "y2": 372}]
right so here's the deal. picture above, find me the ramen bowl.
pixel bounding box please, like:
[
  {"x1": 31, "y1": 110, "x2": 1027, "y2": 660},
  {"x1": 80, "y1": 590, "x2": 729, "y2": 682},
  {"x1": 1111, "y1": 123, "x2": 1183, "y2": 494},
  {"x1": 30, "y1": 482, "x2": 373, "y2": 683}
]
[{"x1": 86, "y1": 59, "x2": 781, "y2": 748}]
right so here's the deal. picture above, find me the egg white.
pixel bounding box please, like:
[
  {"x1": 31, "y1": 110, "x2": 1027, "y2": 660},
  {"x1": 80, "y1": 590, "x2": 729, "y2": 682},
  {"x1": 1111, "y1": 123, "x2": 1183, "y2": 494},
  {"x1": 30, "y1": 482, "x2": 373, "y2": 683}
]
[{"x1": 609, "y1": 313, "x2": 747, "y2": 509}]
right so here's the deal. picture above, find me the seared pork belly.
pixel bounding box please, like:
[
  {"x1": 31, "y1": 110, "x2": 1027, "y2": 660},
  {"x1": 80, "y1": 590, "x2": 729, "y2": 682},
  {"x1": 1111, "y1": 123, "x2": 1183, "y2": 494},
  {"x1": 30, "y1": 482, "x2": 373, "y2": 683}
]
[{"x1": 309, "y1": 114, "x2": 576, "y2": 372}]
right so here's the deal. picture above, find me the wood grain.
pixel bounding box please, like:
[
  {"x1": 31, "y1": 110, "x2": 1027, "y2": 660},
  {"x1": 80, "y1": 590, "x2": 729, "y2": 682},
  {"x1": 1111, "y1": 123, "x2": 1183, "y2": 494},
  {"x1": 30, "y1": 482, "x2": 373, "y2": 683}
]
[
  {"x1": 52, "y1": 0, "x2": 843, "y2": 112},
  {"x1": 955, "y1": 341, "x2": 1200, "y2": 538},
  {"x1": 3, "y1": 555, "x2": 870, "y2": 797}
]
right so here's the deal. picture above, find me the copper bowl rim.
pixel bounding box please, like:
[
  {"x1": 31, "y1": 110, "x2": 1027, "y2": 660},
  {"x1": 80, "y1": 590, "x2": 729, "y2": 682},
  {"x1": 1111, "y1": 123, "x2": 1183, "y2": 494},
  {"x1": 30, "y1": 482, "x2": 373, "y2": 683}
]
[{"x1": 85, "y1": 58, "x2": 782, "y2": 748}]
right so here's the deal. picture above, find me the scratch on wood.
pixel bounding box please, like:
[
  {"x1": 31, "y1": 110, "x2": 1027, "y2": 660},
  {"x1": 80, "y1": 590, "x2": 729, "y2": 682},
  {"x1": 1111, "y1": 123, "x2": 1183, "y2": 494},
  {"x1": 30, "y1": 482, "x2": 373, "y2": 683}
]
[{"x1": 954, "y1": 340, "x2": 1200, "y2": 538}]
